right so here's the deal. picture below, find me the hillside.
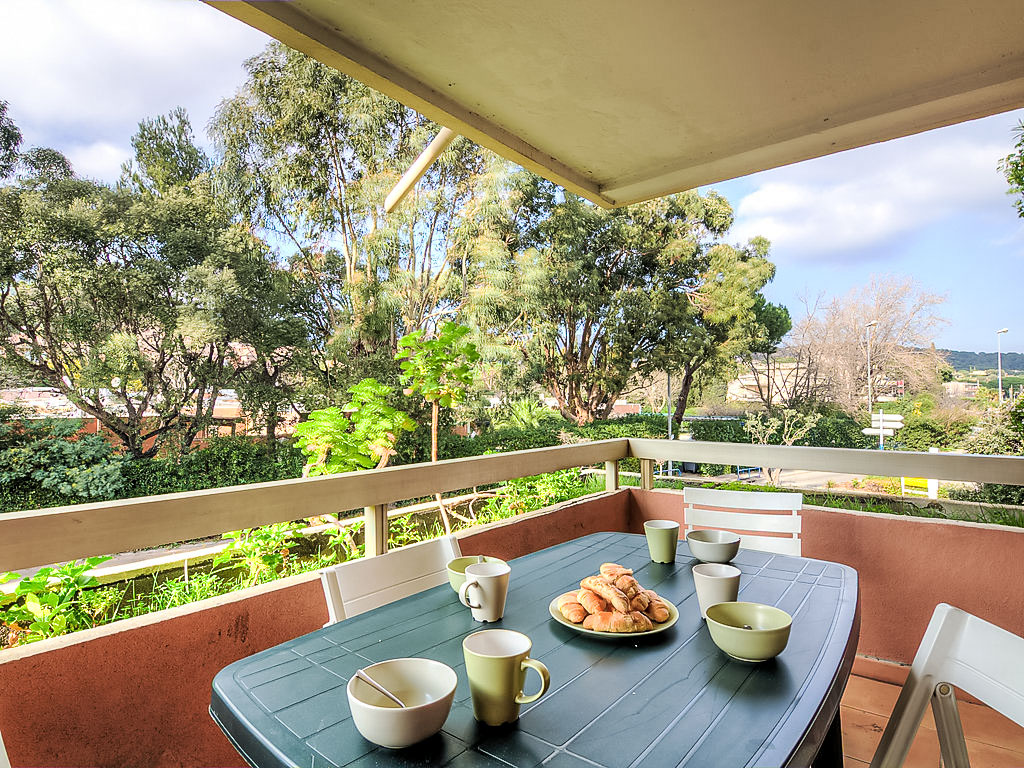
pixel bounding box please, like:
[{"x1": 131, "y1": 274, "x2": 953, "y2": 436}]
[{"x1": 941, "y1": 349, "x2": 1024, "y2": 372}]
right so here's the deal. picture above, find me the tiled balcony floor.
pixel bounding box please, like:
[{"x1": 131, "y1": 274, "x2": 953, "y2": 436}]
[{"x1": 842, "y1": 675, "x2": 1024, "y2": 767}]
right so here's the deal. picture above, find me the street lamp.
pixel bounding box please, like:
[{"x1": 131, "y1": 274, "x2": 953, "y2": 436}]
[
  {"x1": 865, "y1": 320, "x2": 878, "y2": 413},
  {"x1": 997, "y1": 328, "x2": 1009, "y2": 405}
]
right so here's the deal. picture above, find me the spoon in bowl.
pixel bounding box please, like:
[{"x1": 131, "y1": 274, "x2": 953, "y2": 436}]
[{"x1": 355, "y1": 669, "x2": 407, "y2": 708}]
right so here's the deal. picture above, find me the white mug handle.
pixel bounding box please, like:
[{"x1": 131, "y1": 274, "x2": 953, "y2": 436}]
[{"x1": 459, "y1": 579, "x2": 482, "y2": 609}]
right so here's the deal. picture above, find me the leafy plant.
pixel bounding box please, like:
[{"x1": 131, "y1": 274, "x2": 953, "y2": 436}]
[
  {"x1": 214, "y1": 523, "x2": 307, "y2": 587},
  {"x1": 397, "y1": 321, "x2": 480, "y2": 533},
  {"x1": 1, "y1": 556, "x2": 112, "y2": 642},
  {"x1": 397, "y1": 322, "x2": 480, "y2": 463},
  {"x1": 293, "y1": 379, "x2": 415, "y2": 476}
]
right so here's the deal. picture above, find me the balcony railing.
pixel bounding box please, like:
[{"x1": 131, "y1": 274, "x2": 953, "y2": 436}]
[{"x1": 1, "y1": 439, "x2": 1022, "y2": 574}]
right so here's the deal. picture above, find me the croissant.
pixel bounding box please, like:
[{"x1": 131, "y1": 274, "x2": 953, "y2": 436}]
[
  {"x1": 556, "y1": 592, "x2": 587, "y2": 624},
  {"x1": 599, "y1": 563, "x2": 633, "y2": 579},
  {"x1": 643, "y1": 590, "x2": 671, "y2": 623},
  {"x1": 577, "y1": 588, "x2": 609, "y2": 614},
  {"x1": 580, "y1": 576, "x2": 630, "y2": 613},
  {"x1": 613, "y1": 574, "x2": 643, "y2": 600},
  {"x1": 629, "y1": 591, "x2": 651, "y2": 612},
  {"x1": 583, "y1": 610, "x2": 654, "y2": 633}
]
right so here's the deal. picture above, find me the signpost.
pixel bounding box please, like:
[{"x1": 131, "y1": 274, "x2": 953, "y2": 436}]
[{"x1": 862, "y1": 410, "x2": 904, "y2": 449}]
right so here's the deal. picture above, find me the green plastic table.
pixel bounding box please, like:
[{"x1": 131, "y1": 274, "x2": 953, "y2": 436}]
[{"x1": 211, "y1": 532, "x2": 860, "y2": 768}]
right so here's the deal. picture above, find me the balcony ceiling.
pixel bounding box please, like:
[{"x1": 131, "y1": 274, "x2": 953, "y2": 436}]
[{"x1": 207, "y1": 1, "x2": 1024, "y2": 208}]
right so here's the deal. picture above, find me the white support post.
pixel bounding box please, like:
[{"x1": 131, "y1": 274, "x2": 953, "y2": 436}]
[
  {"x1": 364, "y1": 504, "x2": 388, "y2": 557},
  {"x1": 605, "y1": 460, "x2": 619, "y2": 491},
  {"x1": 640, "y1": 459, "x2": 655, "y2": 490}
]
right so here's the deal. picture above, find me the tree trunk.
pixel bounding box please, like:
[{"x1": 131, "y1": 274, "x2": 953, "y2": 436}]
[
  {"x1": 265, "y1": 411, "x2": 278, "y2": 455},
  {"x1": 672, "y1": 368, "x2": 696, "y2": 428},
  {"x1": 430, "y1": 399, "x2": 451, "y2": 535},
  {"x1": 431, "y1": 400, "x2": 439, "y2": 463}
]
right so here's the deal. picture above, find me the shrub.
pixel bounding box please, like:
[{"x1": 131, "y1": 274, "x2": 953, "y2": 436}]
[
  {"x1": 682, "y1": 418, "x2": 748, "y2": 475},
  {"x1": 121, "y1": 437, "x2": 304, "y2": 498},
  {"x1": 0, "y1": 418, "x2": 126, "y2": 513}
]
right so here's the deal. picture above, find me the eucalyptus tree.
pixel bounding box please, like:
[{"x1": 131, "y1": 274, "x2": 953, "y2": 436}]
[
  {"x1": 211, "y1": 43, "x2": 489, "y2": 394},
  {"x1": 468, "y1": 172, "x2": 777, "y2": 424},
  {"x1": 1000, "y1": 120, "x2": 1024, "y2": 218}
]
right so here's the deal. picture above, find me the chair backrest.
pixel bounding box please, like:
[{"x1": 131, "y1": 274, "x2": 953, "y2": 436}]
[
  {"x1": 682, "y1": 487, "x2": 803, "y2": 556},
  {"x1": 320, "y1": 534, "x2": 462, "y2": 624},
  {"x1": 870, "y1": 603, "x2": 1024, "y2": 768}
]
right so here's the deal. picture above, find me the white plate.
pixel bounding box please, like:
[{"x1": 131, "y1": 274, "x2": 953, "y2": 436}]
[{"x1": 548, "y1": 597, "x2": 679, "y2": 639}]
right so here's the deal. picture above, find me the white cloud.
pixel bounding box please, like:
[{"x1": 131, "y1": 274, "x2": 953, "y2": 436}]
[
  {"x1": 727, "y1": 113, "x2": 1024, "y2": 261},
  {"x1": 0, "y1": 0, "x2": 270, "y2": 180},
  {"x1": 65, "y1": 141, "x2": 132, "y2": 181}
]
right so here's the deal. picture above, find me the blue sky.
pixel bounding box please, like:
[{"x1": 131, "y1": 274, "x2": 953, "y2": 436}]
[{"x1": 2, "y1": 0, "x2": 1022, "y2": 353}]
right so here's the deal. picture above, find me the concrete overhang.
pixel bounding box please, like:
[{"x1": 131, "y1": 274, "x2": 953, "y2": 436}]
[{"x1": 207, "y1": 0, "x2": 1024, "y2": 208}]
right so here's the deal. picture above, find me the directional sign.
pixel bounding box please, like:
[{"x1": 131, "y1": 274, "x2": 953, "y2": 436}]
[
  {"x1": 862, "y1": 427, "x2": 896, "y2": 437},
  {"x1": 871, "y1": 414, "x2": 904, "y2": 427}
]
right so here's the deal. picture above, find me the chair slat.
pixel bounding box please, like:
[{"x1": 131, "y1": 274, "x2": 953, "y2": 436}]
[
  {"x1": 683, "y1": 486, "x2": 802, "y2": 512},
  {"x1": 686, "y1": 506, "x2": 802, "y2": 534}
]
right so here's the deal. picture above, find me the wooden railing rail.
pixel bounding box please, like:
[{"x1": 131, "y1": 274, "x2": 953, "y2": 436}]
[
  {"x1": 628, "y1": 439, "x2": 1024, "y2": 486},
  {"x1": 0, "y1": 440, "x2": 627, "y2": 572},
  {"x1": 2, "y1": 437, "x2": 1023, "y2": 572}
]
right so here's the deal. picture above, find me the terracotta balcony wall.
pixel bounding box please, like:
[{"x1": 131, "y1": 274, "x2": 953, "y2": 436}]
[{"x1": 0, "y1": 439, "x2": 1021, "y2": 767}]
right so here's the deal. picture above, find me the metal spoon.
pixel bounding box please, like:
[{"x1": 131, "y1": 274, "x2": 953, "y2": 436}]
[{"x1": 355, "y1": 669, "x2": 407, "y2": 708}]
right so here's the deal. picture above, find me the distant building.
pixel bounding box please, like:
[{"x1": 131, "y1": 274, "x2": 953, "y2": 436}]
[{"x1": 943, "y1": 380, "x2": 980, "y2": 399}]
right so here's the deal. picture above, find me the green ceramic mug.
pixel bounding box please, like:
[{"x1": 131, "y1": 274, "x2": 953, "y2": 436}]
[
  {"x1": 462, "y1": 629, "x2": 550, "y2": 726},
  {"x1": 644, "y1": 519, "x2": 680, "y2": 563}
]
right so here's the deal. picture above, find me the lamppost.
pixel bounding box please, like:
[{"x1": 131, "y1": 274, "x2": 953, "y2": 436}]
[
  {"x1": 997, "y1": 328, "x2": 1009, "y2": 405},
  {"x1": 865, "y1": 320, "x2": 878, "y2": 413}
]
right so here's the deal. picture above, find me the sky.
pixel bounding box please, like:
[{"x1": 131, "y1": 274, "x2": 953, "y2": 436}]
[{"x1": 2, "y1": 0, "x2": 1022, "y2": 353}]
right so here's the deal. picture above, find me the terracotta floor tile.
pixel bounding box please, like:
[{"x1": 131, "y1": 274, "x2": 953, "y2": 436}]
[
  {"x1": 841, "y1": 675, "x2": 1024, "y2": 767},
  {"x1": 840, "y1": 705, "x2": 941, "y2": 767},
  {"x1": 964, "y1": 737, "x2": 1024, "y2": 768},
  {"x1": 844, "y1": 756, "x2": 869, "y2": 768},
  {"x1": 958, "y1": 697, "x2": 1024, "y2": 754}
]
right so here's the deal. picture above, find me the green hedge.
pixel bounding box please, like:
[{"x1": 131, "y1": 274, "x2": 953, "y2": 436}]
[{"x1": 120, "y1": 438, "x2": 304, "y2": 498}]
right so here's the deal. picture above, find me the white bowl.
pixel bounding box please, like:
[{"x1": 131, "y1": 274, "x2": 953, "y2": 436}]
[
  {"x1": 346, "y1": 658, "x2": 457, "y2": 748},
  {"x1": 686, "y1": 529, "x2": 741, "y2": 563}
]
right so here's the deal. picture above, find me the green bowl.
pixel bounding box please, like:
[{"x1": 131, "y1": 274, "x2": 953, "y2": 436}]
[
  {"x1": 705, "y1": 602, "x2": 792, "y2": 662},
  {"x1": 686, "y1": 529, "x2": 741, "y2": 564},
  {"x1": 446, "y1": 556, "x2": 506, "y2": 592}
]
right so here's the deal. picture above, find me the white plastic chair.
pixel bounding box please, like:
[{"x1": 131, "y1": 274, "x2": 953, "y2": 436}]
[
  {"x1": 869, "y1": 603, "x2": 1024, "y2": 768},
  {"x1": 682, "y1": 487, "x2": 803, "y2": 556},
  {"x1": 0, "y1": 728, "x2": 10, "y2": 768},
  {"x1": 319, "y1": 535, "x2": 462, "y2": 624}
]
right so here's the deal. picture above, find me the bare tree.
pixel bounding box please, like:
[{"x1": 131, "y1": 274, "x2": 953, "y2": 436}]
[{"x1": 785, "y1": 276, "x2": 946, "y2": 414}]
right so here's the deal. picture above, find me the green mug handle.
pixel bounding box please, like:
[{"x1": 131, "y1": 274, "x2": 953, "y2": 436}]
[{"x1": 515, "y1": 657, "x2": 550, "y2": 704}]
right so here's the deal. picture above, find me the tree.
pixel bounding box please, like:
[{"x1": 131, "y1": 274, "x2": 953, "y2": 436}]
[
  {"x1": 397, "y1": 321, "x2": 479, "y2": 463},
  {"x1": 469, "y1": 172, "x2": 776, "y2": 424},
  {"x1": 999, "y1": 120, "x2": 1024, "y2": 218},
  {"x1": 396, "y1": 321, "x2": 479, "y2": 533},
  {"x1": 785, "y1": 276, "x2": 946, "y2": 414},
  {"x1": 744, "y1": 408, "x2": 822, "y2": 484},
  {"x1": 211, "y1": 43, "x2": 490, "y2": 392},
  {"x1": 738, "y1": 296, "x2": 794, "y2": 408},
  {"x1": 0, "y1": 100, "x2": 22, "y2": 179},
  {"x1": 0, "y1": 108, "x2": 287, "y2": 457}
]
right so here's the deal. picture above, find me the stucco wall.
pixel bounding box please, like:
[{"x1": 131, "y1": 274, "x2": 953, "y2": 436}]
[{"x1": 627, "y1": 487, "x2": 1024, "y2": 667}]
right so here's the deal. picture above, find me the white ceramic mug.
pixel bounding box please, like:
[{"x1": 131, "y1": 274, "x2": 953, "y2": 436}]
[
  {"x1": 458, "y1": 561, "x2": 511, "y2": 622},
  {"x1": 692, "y1": 562, "x2": 741, "y2": 619}
]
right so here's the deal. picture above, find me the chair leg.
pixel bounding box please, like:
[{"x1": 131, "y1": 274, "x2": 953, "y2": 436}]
[{"x1": 931, "y1": 683, "x2": 971, "y2": 768}]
